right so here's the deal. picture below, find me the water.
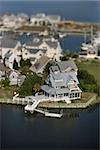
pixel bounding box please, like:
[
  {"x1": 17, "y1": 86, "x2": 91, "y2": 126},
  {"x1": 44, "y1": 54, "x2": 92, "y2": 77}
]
[
  {"x1": 0, "y1": 1, "x2": 99, "y2": 149},
  {"x1": 0, "y1": 1, "x2": 100, "y2": 51},
  {"x1": 0, "y1": 104, "x2": 99, "y2": 149}
]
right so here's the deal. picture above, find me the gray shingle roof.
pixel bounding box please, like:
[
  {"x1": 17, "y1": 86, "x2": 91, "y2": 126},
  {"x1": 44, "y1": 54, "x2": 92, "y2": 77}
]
[
  {"x1": 0, "y1": 37, "x2": 18, "y2": 48},
  {"x1": 25, "y1": 37, "x2": 43, "y2": 47},
  {"x1": 26, "y1": 48, "x2": 40, "y2": 54},
  {"x1": 50, "y1": 71, "x2": 79, "y2": 88},
  {"x1": 45, "y1": 40, "x2": 57, "y2": 49},
  {"x1": 30, "y1": 55, "x2": 50, "y2": 73},
  {"x1": 41, "y1": 85, "x2": 69, "y2": 95},
  {"x1": 56, "y1": 60, "x2": 78, "y2": 72}
]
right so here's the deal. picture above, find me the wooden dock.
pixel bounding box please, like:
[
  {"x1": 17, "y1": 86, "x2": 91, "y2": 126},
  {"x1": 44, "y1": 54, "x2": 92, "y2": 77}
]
[
  {"x1": 0, "y1": 93, "x2": 97, "y2": 108},
  {"x1": 0, "y1": 97, "x2": 27, "y2": 105}
]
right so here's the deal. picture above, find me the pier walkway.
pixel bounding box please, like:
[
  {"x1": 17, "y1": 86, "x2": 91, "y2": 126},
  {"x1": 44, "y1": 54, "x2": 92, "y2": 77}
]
[{"x1": 24, "y1": 95, "x2": 70, "y2": 118}]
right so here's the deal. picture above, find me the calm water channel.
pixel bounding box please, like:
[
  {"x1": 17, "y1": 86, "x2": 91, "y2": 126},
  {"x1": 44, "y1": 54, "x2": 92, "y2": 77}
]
[{"x1": 0, "y1": 104, "x2": 99, "y2": 149}]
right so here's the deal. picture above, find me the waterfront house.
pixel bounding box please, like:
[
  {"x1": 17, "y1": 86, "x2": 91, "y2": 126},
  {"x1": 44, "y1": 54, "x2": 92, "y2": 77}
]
[
  {"x1": 22, "y1": 36, "x2": 62, "y2": 63},
  {"x1": 16, "y1": 13, "x2": 29, "y2": 26},
  {"x1": 30, "y1": 55, "x2": 50, "y2": 74},
  {"x1": 2, "y1": 13, "x2": 18, "y2": 28},
  {"x1": 0, "y1": 37, "x2": 22, "y2": 69},
  {"x1": 8, "y1": 70, "x2": 26, "y2": 86},
  {"x1": 30, "y1": 13, "x2": 61, "y2": 26},
  {"x1": 41, "y1": 60, "x2": 82, "y2": 100},
  {"x1": 46, "y1": 15, "x2": 61, "y2": 26},
  {"x1": 30, "y1": 13, "x2": 49, "y2": 26}
]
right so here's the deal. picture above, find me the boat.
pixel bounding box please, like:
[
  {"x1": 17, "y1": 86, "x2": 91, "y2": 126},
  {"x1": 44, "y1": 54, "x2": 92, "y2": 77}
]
[
  {"x1": 79, "y1": 27, "x2": 100, "y2": 59},
  {"x1": 59, "y1": 32, "x2": 67, "y2": 38}
]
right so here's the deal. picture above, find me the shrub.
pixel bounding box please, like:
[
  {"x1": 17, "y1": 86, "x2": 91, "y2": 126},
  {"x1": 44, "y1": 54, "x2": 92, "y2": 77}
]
[{"x1": 78, "y1": 69, "x2": 98, "y2": 94}]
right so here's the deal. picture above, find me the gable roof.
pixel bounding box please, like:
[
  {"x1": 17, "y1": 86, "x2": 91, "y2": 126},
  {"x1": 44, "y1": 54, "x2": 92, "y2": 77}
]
[
  {"x1": 56, "y1": 60, "x2": 78, "y2": 72},
  {"x1": 45, "y1": 40, "x2": 58, "y2": 49},
  {"x1": 0, "y1": 37, "x2": 18, "y2": 48},
  {"x1": 30, "y1": 55, "x2": 50, "y2": 73},
  {"x1": 50, "y1": 71, "x2": 79, "y2": 88},
  {"x1": 25, "y1": 37, "x2": 43, "y2": 47},
  {"x1": 0, "y1": 62, "x2": 9, "y2": 72}
]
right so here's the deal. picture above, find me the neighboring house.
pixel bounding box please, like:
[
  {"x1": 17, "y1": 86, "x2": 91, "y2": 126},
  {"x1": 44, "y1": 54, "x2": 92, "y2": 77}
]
[
  {"x1": 0, "y1": 61, "x2": 9, "y2": 81},
  {"x1": 30, "y1": 55, "x2": 50, "y2": 74},
  {"x1": 0, "y1": 37, "x2": 22, "y2": 69},
  {"x1": 30, "y1": 13, "x2": 49, "y2": 26},
  {"x1": 2, "y1": 13, "x2": 28, "y2": 29},
  {"x1": 46, "y1": 15, "x2": 61, "y2": 26},
  {"x1": 2, "y1": 14, "x2": 18, "y2": 28},
  {"x1": 8, "y1": 70, "x2": 26, "y2": 86},
  {"x1": 22, "y1": 36, "x2": 62, "y2": 63},
  {"x1": 30, "y1": 13, "x2": 61, "y2": 26},
  {"x1": 41, "y1": 60, "x2": 82, "y2": 100},
  {"x1": 16, "y1": 13, "x2": 29, "y2": 26}
]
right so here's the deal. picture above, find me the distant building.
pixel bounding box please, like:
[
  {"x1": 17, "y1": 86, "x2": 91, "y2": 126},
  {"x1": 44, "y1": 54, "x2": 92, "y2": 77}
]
[
  {"x1": 16, "y1": 13, "x2": 29, "y2": 25},
  {"x1": 30, "y1": 13, "x2": 49, "y2": 26},
  {"x1": 2, "y1": 14, "x2": 18, "y2": 28},
  {"x1": 30, "y1": 13, "x2": 61, "y2": 26},
  {"x1": 41, "y1": 60, "x2": 82, "y2": 100}
]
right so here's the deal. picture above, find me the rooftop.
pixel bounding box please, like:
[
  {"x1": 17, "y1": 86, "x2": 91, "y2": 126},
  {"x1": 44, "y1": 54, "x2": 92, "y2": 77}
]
[
  {"x1": 30, "y1": 55, "x2": 50, "y2": 73},
  {"x1": 0, "y1": 37, "x2": 18, "y2": 48}
]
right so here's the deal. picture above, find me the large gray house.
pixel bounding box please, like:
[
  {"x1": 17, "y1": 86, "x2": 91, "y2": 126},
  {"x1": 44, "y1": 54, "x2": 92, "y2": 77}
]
[{"x1": 41, "y1": 60, "x2": 82, "y2": 100}]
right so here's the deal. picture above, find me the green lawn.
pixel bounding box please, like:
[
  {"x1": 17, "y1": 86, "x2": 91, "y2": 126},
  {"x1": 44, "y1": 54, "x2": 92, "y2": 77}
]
[{"x1": 76, "y1": 60, "x2": 100, "y2": 87}]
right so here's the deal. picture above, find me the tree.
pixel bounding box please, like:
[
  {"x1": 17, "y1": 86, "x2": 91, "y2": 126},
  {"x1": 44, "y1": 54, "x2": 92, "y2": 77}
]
[
  {"x1": 19, "y1": 73, "x2": 44, "y2": 97},
  {"x1": 33, "y1": 83, "x2": 41, "y2": 93},
  {"x1": 42, "y1": 62, "x2": 53, "y2": 80},
  {"x1": 13, "y1": 59, "x2": 19, "y2": 70},
  {"x1": 20, "y1": 58, "x2": 31, "y2": 67},
  {"x1": 60, "y1": 51, "x2": 79, "y2": 61},
  {"x1": 20, "y1": 58, "x2": 32, "y2": 75},
  {"x1": 78, "y1": 69, "x2": 98, "y2": 94},
  {"x1": 0, "y1": 79, "x2": 10, "y2": 87}
]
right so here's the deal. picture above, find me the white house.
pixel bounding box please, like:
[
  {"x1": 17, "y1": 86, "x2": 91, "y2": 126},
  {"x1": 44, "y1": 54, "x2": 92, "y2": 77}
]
[
  {"x1": 30, "y1": 13, "x2": 61, "y2": 26},
  {"x1": 16, "y1": 13, "x2": 29, "y2": 26},
  {"x1": 22, "y1": 36, "x2": 62, "y2": 64},
  {"x1": 8, "y1": 70, "x2": 26, "y2": 86},
  {"x1": 2, "y1": 14, "x2": 18, "y2": 28},
  {"x1": 0, "y1": 37, "x2": 22, "y2": 69},
  {"x1": 30, "y1": 13, "x2": 49, "y2": 26}
]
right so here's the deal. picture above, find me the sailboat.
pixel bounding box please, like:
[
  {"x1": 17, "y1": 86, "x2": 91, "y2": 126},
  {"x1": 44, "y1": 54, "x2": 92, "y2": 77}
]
[{"x1": 79, "y1": 26, "x2": 98, "y2": 59}]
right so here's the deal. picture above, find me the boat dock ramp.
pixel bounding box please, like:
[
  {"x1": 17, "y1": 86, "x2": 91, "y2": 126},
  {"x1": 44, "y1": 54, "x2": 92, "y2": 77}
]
[{"x1": 0, "y1": 93, "x2": 97, "y2": 118}]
